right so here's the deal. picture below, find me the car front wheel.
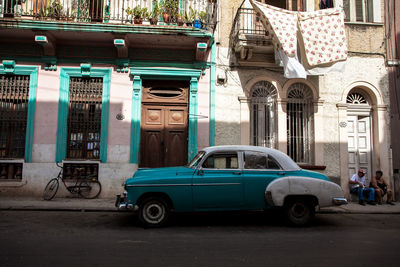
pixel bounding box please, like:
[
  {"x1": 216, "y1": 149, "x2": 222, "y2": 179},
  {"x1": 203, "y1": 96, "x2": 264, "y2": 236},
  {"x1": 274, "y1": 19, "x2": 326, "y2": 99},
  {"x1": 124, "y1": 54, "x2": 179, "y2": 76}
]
[
  {"x1": 138, "y1": 197, "x2": 170, "y2": 228},
  {"x1": 284, "y1": 198, "x2": 315, "y2": 226}
]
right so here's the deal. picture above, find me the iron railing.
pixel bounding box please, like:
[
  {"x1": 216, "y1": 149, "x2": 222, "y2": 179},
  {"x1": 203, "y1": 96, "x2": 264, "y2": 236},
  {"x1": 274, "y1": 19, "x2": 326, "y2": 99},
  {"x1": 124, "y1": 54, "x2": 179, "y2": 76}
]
[
  {"x1": 0, "y1": 0, "x2": 217, "y2": 30},
  {"x1": 232, "y1": 7, "x2": 271, "y2": 44}
]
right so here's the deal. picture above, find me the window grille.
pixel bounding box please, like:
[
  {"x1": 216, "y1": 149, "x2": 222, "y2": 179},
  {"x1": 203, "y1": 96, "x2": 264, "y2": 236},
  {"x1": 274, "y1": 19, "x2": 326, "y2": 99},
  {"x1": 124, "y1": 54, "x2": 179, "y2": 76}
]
[
  {"x1": 0, "y1": 75, "x2": 30, "y2": 159},
  {"x1": 347, "y1": 92, "x2": 368, "y2": 104},
  {"x1": 286, "y1": 83, "x2": 313, "y2": 163},
  {"x1": 67, "y1": 77, "x2": 103, "y2": 160},
  {"x1": 250, "y1": 81, "x2": 277, "y2": 148}
]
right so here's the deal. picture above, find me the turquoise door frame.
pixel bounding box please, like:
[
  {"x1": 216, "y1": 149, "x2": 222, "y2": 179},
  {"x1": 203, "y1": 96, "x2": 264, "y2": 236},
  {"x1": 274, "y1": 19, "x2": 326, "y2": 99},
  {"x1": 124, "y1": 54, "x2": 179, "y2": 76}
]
[
  {"x1": 55, "y1": 66, "x2": 111, "y2": 163},
  {"x1": 0, "y1": 60, "x2": 38, "y2": 162},
  {"x1": 129, "y1": 67, "x2": 202, "y2": 164}
]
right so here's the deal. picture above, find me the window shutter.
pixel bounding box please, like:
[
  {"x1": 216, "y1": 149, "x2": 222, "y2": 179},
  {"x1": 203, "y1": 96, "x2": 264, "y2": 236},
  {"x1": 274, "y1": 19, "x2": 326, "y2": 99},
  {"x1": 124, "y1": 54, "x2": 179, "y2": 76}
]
[{"x1": 355, "y1": 0, "x2": 364, "y2": 22}]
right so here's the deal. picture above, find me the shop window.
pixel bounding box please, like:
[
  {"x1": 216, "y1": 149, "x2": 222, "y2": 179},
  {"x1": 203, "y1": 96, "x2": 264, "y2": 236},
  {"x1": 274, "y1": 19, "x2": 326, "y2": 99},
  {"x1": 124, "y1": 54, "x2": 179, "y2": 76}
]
[{"x1": 67, "y1": 77, "x2": 103, "y2": 160}]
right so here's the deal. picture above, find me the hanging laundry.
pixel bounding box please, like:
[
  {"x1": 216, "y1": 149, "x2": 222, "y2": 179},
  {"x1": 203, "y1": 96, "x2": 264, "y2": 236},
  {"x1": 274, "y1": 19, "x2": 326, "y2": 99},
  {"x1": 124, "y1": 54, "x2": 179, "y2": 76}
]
[
  {"x1": 298, "y1": 8, "x2": 347, "y2": 68},
  {"x1": 250, "y1": 0, "x2": 348, "y2": 78},
  {"x1": 251, "y1": 1, "x2": 298, "y2": 57}
]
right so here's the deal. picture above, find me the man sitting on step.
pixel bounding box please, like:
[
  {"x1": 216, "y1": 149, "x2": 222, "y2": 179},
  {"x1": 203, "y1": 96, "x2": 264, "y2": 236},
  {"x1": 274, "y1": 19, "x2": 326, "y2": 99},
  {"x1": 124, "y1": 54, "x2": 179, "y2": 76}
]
[{"x1": 349, "y1": 169, "x2": 376, "y2": 206}]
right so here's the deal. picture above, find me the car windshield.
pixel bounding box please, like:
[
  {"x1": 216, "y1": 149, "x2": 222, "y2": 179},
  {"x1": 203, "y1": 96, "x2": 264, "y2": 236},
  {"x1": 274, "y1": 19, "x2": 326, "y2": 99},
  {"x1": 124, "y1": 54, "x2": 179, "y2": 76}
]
[{"x1": 187, "y1": 151, "x2": 205, "y2": 168}]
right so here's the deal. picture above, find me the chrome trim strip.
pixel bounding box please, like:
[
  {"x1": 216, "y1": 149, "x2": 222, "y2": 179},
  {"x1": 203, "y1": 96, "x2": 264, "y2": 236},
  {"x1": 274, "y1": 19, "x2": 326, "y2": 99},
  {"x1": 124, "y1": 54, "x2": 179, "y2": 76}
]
[
  {"x1": 192, "y1": 183, "x2": 241, "y2": 186},
  {"x1": 126, "y1": 183, "x2": 241, "y2": 187},
  {"x1": 126, "y1": 184, "x2": 192, "y2": 187}
]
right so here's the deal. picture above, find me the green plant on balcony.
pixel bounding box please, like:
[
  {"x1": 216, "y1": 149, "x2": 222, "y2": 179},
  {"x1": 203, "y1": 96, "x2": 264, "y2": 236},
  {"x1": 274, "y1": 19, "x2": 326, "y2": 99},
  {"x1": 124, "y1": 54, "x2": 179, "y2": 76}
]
[
  {"x1": 198, "y1": 10, "x2": 207, "y2": 28},
  {"x1": 185, "y1": 6, "x2": 196, "y2": 27},
  {"x1": 149, "y1": 1, "x2": 161, "y2": 25},
  {"x1": 176, "y1": 11, "x2": 184, "y2": 26},
  {"x1": 161, "y1": 0, "x2": 179, "y2": 24},
  {"x1": 133, "y1": 5, "x2": 144, "y2": 24},
  {"x1": 47, "y1": 0, "x2": 64, "y2": 20}
]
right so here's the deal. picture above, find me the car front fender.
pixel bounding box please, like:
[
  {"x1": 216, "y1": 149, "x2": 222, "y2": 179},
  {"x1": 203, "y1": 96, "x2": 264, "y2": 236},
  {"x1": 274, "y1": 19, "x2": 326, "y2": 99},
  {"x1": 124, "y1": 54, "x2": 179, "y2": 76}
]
[{"x1": 265, "y1": 177, "x2": 346, "y2": 207}]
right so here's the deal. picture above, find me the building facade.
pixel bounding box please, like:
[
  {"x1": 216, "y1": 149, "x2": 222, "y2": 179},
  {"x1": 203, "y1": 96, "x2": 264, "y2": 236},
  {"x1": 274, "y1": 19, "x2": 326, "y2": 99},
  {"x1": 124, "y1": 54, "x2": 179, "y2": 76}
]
[
  {"x1": 214, "y1": 0, "x2": 392, "y2": 198},
  {"x1": 0, "y1": 0, "x2": 217, "y2": 197},
  {"x1": 0, "y1": 0, "x2": 396, "y2": 200}
]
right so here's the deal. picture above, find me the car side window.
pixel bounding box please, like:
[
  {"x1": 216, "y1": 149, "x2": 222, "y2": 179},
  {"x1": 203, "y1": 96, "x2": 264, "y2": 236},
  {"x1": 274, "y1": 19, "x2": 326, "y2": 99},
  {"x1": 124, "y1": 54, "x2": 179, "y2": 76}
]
[
  {"x1": 244, "y1": 151, "x2": 281, "y2": 170},
  {"x1": 267, "y1": 156, "x2": 281, "y2": 169},
  {"x1": 202, "y1": 153, "x2": 238, "y2": 169}
]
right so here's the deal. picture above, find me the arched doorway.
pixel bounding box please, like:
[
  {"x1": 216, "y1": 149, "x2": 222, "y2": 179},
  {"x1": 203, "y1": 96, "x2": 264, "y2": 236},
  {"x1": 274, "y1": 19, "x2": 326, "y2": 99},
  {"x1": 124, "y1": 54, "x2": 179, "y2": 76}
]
[
  {"x1": 346, "y1": 91, "x2": 372, "y2": 181},
  {"x1": 250, "y1": 81, "x2": 278, "y2": 148}
]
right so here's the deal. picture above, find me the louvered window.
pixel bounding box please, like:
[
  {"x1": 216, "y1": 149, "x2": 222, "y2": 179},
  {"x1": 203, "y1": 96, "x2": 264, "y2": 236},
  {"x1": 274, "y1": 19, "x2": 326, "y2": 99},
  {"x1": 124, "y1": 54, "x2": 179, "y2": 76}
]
[
  {"x1": 67, "y1": 77, "x2": 103, "y2": 159},
  {"x1": 250, "y1": 81, "x2": 277, "y2": 148},
  {"x1": 287, "y1": 83, "x2": 314, "y2": 163},
  {"x1": 0, "y1": 75, "x2": 30, "y2": 158}
]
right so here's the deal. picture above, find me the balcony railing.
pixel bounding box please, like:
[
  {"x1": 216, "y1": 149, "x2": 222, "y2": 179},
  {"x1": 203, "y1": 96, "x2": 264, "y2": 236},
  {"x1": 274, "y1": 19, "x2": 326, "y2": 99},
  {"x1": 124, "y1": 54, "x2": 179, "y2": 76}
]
[
  {"x1": 232, "y1": 7, "x2": 272, "y2": 46},
  {"x1": 0, "y1": 0, "x2": 217, "y2": 31}
]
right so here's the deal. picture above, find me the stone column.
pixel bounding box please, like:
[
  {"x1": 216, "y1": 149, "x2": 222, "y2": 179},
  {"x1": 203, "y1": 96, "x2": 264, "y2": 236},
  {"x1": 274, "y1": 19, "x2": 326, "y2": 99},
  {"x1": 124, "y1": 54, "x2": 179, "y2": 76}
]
[
  {"x1": 337, "y1": 103, "x2": 350, "y2": 197},
  {"x1": 239, "y1": 96, "x2": 250, "y2": 145}
]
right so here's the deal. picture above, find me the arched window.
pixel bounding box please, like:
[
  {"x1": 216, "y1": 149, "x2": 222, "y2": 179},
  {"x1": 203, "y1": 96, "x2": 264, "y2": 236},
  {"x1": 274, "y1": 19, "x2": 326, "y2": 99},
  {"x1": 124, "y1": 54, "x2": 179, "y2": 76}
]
[
  {"x1": 250, "y1": 81, "x2": 277, "y2": 148},
  {"x1": 286, "y1": 83, "x2": 314, "y2": 163}
]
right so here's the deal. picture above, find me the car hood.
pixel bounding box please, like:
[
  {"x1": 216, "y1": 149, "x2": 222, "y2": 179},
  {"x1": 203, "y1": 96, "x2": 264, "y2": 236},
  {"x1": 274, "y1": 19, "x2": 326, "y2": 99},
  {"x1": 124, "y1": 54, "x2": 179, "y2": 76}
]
[{"x1": 126, "y1": 166, "x2": 195, "y2": 185}]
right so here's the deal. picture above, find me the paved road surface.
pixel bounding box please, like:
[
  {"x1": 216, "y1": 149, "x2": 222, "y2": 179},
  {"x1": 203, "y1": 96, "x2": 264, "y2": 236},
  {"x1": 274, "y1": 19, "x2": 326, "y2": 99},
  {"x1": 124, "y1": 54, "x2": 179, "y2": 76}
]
[{"x1": 1, "y1": 210, "x2": 399, "y2": 266}]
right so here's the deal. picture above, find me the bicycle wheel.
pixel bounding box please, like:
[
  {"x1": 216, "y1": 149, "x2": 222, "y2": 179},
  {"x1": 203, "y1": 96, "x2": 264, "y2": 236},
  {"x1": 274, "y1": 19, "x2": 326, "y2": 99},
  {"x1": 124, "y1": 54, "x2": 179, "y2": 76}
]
[
  {"x1": 43, "y1": 178, "x2": 59, "y2": 201},
  {"x1": 78, "y1": 180, "x2": 102, "y2": 199}
]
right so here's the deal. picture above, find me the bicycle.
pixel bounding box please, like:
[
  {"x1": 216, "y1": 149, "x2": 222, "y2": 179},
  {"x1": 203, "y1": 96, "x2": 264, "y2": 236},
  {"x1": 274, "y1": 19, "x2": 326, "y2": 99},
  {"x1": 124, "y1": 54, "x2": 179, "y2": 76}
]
[{"x1": 43, "y1": 163, "x2": 102, "y2": 200}]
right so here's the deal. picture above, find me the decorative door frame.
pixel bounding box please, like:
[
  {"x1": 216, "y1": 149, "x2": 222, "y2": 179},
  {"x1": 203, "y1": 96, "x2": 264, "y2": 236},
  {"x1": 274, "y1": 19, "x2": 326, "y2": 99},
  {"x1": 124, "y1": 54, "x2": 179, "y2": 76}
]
[
  {"x1": 55, "y1": 66, "x2": 111, "y2": 163},
  {"x1": 129, "y1": 67, "x2": 202, "y2": 164}
]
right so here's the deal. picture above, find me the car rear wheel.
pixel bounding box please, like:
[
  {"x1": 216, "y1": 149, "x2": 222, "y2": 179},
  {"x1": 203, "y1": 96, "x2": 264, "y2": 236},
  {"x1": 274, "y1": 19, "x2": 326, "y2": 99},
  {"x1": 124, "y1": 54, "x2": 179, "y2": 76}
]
[
  {"x1": 284, "y1": 198, "x2": 315, "y2": 226},
  {"x1": 138, "y1": 197, "x2": 170, "y2": 228}
]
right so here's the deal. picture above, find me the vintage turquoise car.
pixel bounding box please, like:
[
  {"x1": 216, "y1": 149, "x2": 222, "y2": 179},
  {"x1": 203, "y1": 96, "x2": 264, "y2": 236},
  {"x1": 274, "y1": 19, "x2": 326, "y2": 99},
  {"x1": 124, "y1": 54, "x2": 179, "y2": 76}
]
[{"x1": 116, "y1": 145, "x2": 347, "y2": 227}]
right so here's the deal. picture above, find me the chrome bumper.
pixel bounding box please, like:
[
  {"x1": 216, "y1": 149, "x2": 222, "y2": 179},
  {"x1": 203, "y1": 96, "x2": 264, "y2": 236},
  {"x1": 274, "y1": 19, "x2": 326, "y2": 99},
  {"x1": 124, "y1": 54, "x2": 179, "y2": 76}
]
[
  {"x1": 332, "y1": 197, "x2": 348, "y2": 205},
  {"x1": 115, "y1": 192, "x2": 137, "y2": 210}
]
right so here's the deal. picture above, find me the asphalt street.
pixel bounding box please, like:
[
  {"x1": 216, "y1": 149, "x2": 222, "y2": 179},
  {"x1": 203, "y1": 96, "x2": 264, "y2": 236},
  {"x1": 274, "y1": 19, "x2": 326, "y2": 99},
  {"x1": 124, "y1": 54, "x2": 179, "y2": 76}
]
[{"x1": 1, "y1": 210, "x2": 400, "y2": 267}]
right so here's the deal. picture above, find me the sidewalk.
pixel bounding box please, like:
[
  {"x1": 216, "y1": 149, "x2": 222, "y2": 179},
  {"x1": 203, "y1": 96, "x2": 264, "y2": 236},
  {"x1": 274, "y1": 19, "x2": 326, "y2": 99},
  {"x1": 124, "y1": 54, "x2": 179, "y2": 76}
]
[{"x1": 1, "y1": 196, "x2": 399, "y2": 214}]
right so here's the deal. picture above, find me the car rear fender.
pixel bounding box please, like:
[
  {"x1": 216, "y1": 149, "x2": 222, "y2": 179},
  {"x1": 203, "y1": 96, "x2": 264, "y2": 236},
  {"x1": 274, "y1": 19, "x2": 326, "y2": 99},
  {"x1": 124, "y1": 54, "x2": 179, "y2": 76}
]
[{"x1": 265, "y1": 176, "x2": 345, "y2": 207}]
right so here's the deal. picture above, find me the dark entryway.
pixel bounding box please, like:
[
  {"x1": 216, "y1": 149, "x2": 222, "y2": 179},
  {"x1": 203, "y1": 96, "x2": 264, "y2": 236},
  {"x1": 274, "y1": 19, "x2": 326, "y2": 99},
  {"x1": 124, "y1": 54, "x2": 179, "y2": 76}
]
[{"x1": 140, "y1": 80, "x2": 189, "y2": 168}]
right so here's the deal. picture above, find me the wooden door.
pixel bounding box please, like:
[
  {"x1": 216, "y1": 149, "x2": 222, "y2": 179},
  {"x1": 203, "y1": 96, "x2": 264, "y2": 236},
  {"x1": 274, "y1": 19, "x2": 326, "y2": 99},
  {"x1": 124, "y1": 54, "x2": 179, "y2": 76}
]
[
  {"x1": 140, "y1": 80, "x2": 189, "y2": 168},
  {"x1": 347, "y1": 115, "x2": 371, "y2": 181},
  {"x1": 140, "y1": 105, "x2": 188, "y2": 168}
]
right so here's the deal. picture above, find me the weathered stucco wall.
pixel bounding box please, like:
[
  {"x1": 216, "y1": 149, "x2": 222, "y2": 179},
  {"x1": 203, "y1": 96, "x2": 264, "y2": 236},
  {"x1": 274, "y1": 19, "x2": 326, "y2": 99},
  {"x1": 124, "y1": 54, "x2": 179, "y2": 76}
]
[{"x1": 346, "y1": 24, "x2": 385, "y2": 54}]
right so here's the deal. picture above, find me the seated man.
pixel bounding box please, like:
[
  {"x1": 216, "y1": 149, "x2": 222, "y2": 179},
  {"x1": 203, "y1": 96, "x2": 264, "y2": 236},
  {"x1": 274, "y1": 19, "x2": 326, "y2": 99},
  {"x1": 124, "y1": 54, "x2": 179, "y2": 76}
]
[
  {"x1": 349, "y1": 169, "x2": 376, "y2": 205},
  {"x1": 370, "y1": 170, "x2": 395, "y2": 205}
]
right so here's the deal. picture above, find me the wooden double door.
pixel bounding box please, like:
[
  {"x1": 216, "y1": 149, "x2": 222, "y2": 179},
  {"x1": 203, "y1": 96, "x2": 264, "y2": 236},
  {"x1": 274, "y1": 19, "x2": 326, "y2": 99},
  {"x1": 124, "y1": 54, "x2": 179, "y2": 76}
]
[{"x1": 140, "y1": 80, "x2": 189, "y2": 168}]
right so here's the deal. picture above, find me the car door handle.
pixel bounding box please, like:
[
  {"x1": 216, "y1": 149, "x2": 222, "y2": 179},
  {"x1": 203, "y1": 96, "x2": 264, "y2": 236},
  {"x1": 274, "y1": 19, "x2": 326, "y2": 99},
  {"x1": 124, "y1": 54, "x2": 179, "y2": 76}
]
[
  {"x1": 233, "y1": 172, "x2": 242, "y2": 175},
  {"x1": 278, "y1": 172, "x2": 286, "y2": 175},
  {"x1": 197, "y1": 170, "x2": 204, "y2": 176}
]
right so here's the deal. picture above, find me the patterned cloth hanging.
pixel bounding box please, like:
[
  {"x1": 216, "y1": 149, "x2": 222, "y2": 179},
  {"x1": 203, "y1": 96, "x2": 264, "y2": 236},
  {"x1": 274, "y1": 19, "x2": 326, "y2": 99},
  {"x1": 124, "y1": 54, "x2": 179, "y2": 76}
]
[{"x1": 250, "y1": 0, "x2": 347, "y2": 74}]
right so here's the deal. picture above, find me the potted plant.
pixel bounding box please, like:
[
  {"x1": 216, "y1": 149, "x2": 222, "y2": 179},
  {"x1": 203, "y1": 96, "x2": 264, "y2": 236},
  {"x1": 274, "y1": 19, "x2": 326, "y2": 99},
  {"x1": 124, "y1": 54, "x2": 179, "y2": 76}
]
[
  {"x1": 161, "y1": 0, "x2": 178, "y2": 24},
  {"x1": 47, "y1": 0, "x2": 64, "y2": 20},
  {"x1": 176, "y1": 11, "x2": 184, "y2": 26},
  {"x1": 186, "y1": 6, "x2": 196, "y2": 27},
  {"x1": 149, "y1": 0, "x2": 161, "y2": 25},
  {"x1": 198, "y1": 10, "x2": 207, "y2": 29},
  {"x1": 125, "y1": 7, "x2": 133, "y2": 23},
  {"x1": 133, "y1": 5, "x2": 143, "y2": 24}
]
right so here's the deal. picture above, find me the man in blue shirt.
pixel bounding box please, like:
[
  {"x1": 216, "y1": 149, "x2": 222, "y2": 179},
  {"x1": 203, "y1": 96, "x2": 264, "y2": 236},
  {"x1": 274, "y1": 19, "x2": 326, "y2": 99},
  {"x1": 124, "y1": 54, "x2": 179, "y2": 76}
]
[{"x1": 349, "y1": 169, "x2": 376, "y2": 205}]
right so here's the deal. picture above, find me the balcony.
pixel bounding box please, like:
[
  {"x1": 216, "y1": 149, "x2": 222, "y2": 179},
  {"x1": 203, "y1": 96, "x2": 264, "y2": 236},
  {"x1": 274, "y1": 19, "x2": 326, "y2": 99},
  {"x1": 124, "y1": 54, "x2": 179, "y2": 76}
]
[
  {"x1": 0, "y1": 0, "x2": 217, "y2": 31},
  {"x1": 231, "y1": 7, "x2": 276, "y2": 67}
]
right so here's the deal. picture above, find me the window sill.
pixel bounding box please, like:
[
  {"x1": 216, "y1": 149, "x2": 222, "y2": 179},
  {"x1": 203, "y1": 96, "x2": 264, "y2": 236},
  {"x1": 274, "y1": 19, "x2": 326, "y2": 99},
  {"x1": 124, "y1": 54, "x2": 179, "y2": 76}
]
[
  {"x1": 0, "y1": 180, "x2": 26, "y2": 187},
  {"x1": 345, "y1": 22, "x2": 384, "y2": 27},
  {"x1": 298, "y1": 164, "x2": 326, "y2": 170}
]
